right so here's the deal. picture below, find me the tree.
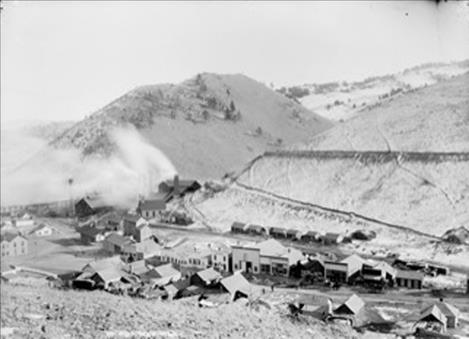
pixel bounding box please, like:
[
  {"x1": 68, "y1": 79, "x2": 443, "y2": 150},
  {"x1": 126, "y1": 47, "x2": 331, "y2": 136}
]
[
  {"x1": 229, "y1": 100, "x2": 236, "y2": 112},
  {"x1": 202, "y1": 110, "x2": 209, "y2": 120}
]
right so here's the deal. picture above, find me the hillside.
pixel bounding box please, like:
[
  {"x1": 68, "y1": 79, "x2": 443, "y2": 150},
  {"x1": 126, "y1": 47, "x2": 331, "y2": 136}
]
[
  {"x1": 51, "y1": 73, "x2": 332, "y2": 179},
  {"x1": 0, "y1": 284, "x2": 360, "y2": 339},
  {"x1": 185, "y1": 74, "x2": 469, "y2": 267},
  {"x1": 301, "y1": 72, "x2": 469, "y2": 152},
  {"x1": 278, "y1": 60, "x2": 469, "y2": 121}
]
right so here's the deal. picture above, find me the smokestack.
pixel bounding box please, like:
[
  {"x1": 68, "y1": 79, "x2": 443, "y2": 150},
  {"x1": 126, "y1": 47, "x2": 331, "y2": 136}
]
[{"x1": 174, "y1": 175, "x2": 180, "y2": 196}]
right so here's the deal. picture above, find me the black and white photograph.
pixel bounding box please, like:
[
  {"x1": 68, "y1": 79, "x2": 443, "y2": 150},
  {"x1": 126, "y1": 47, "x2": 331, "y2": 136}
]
[{"x1": 1, "y1": 1, "x2": 469, "y2": 338}]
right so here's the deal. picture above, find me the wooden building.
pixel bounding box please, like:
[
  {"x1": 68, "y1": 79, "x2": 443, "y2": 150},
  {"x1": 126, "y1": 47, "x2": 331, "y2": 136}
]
[
  {"x1": 1, "y1": 233, "x2": 28, "y2": 257},
  {"x1": 395, "y1": 269, "x2": 424, "y2": 289}
]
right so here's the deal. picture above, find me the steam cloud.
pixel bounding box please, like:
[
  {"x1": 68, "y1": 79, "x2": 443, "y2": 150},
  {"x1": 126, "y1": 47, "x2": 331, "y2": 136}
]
[{"x1": 1, "y1": 125, "x2": 177, "y2": 209}]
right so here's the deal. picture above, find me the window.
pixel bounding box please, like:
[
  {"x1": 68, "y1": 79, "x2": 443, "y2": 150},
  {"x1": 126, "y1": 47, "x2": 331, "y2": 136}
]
[
  {"x1": 223, "y1": 256, "x2": 226, "y2": 261},
  {"x1": 254, "y1": 266, "x2": 258, "y2": 273}
]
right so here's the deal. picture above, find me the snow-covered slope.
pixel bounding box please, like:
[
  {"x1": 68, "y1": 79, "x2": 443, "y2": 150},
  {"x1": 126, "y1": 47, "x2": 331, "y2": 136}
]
[{"x1": 279, "y1": 60, "x2": 469, "y2": 121}]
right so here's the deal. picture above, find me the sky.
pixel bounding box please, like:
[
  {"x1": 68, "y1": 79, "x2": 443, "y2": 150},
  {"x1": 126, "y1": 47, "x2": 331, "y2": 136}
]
[{"x1": 1, "y1": 1, "x2": 469, "y2": 123}]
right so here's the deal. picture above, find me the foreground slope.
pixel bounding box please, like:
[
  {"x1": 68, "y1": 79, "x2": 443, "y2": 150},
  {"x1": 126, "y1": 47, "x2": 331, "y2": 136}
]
[
  {"x1": 0, "y1": 284, "x2": 358, "y2": 339},
  {"x1": 51, "y1": 73, "x2": 332, "y2": 179}
]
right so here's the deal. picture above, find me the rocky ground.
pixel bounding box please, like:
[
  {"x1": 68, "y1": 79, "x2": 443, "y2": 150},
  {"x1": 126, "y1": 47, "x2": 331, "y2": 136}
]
[{"x1": 1, "y1": 284, "x2": 364, "y2": 339}]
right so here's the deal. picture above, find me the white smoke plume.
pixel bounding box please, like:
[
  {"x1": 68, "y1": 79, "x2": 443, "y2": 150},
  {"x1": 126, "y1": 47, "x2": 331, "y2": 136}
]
[{"x1": 1, "y1": 125, "x2": 177, "y2": 208}]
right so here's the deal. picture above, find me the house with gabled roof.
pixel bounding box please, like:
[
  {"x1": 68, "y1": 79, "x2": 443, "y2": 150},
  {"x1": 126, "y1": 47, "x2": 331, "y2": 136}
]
[
  {"x1": 324, "y1": 254, "x2": 365, "y2": 284},
  {"x1": 123, "y1": 215, "x2": 152, "y2": 242},
  {"x1": 362, "y1": 260, "x2": 396, "y2": 284},
  {"x1": 416, "y1": 304, "x2": 447, "y2": 332},
  {"x1": 190, "y1": 267, "x2": 222, "y2": 288},
  {"x1": 335, "y1": 294, "x2": 365, "y2": 315},
  {"x1": 103, "y1": 233, "x2": 133, "y2": 254},
  {"x1": 220, "y1": 272, "x2": 252, "y2": 301},
  {"x1": 29, "y1": 224, "x2": 56, "y2": 237},
  {"x1": 138, "y1": 195, "x2": 167, "y2": 219},
  {"x1": 122, "y1": 238, "x2": 162, "y2": 262},
  {"x1": 81, "y1": 256, "x2": 124, "y2": 274},
  {"x1": 420, "y1": 300, "x2": 460, "y2": 328},
  {"x1": 74, "y1": 196, "x2": 111, "y2": 218},
  {"x1": 140, "y1": 263, "x2": 182, "y2": 287},
  {"x1": 124, "y1": 260, "x2": 149, "y2": 276}
]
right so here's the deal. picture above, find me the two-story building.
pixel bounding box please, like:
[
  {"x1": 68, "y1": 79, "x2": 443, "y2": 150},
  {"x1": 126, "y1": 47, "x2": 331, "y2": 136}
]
[
  {"x1": 1, "y1": 233, "x2": 28, "y2": 257},
  {"x1": 231, "y1": 239, "x2": 304, "y2": 277}
]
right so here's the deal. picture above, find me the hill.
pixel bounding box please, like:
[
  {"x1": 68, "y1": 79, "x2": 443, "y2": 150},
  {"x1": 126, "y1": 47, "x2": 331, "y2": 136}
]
[
  {"x1": 51, "y1": 73, "x2": 332, "y2": 179},
  {"x1": 278, "y1": 60, "x2": 469, "y2": 122},
  {"x1": 300, "y1": 72, "x2": 469, "y2": 152},
  {"x1": 185, "y1": 75, "x2": 469, "y2": 268}
]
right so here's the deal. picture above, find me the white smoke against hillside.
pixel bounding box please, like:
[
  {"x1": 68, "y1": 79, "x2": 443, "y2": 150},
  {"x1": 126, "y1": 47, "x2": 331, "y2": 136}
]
[{"x1": 1, "y1": 125, "x2": 177, "y2": 208}]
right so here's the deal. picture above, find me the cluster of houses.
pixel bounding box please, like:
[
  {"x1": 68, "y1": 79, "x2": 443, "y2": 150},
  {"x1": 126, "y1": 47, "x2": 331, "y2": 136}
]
[
  {"x1": 75, "y1": 175, "x2": 201, "y2": 221},
  {"x1": 63, "y1": 253, "x2": 255, "y2": 303},
  {"x1": 231, "y1": 221, "x2": 376, "y2": 245},
  {"x1": 289, "y1": 292, "x2": 462, "y2": 335}
]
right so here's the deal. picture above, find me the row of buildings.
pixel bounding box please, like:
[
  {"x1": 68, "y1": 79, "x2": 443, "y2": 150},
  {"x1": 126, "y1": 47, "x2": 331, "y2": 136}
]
[{"x1": 231, "y1": 221, "x2": 376, "y2": 245}]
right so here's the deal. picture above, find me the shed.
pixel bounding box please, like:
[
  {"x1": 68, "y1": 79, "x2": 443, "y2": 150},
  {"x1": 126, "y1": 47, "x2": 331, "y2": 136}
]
[
  {"x1": 220, "y1": 272, "x2": 252, "y2": 300},
  {"x1": 286, "y1": 229, "x2": 301, "y2": 240},
  {"x1": 300, "y1": 231, "x2": 320, "y2": 243},
  {"x1": 396, "y1": 269, "x2": 424, "y2": 289},
  {"x1": 322, "y1": 232, "x2": 343, "y2": 245},
  {"x1": 246, "y1": 224, "x2": 268, "y2": 236},
  {"x1": 231, "y1": 222, "x2": 246, "y2": 233},
  {"x1": 416, "y1": 304, "x2": 447, "y2": 332},
  {"x1": 334, "y1": 294, "x2": 365, "y2": 315},
  {"x1": 269, "y1": 227, "x2": 287, "y2": 239}
]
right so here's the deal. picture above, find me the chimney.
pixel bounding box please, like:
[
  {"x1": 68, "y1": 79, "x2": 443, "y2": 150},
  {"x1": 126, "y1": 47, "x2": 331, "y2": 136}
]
[{"x1": 174, "y1": 175, "x2": 180, "y2": 196}]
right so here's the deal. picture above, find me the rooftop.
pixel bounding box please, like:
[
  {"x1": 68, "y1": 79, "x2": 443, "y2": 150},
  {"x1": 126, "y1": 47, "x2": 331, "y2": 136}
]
[
  {"x1": 195, "y1": 268, "x2": 222, "y2": 284},
  {"x1": 396, "y1": 269, "x2": 425, "y2": 280},
  {"x1": 105, "y1": 233, "x2": 132, "y2": 247},
  {"x1": 221, "y1": 273, "x2": 252, "y2": 296}
]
